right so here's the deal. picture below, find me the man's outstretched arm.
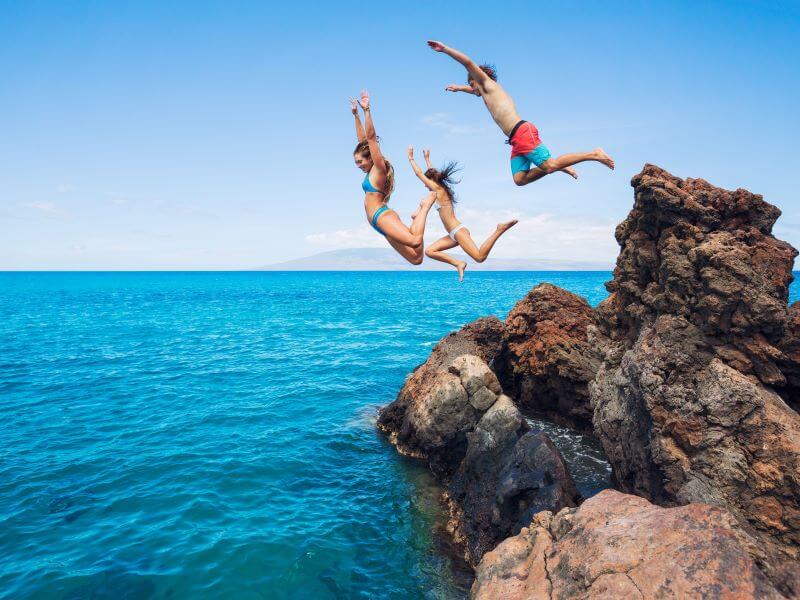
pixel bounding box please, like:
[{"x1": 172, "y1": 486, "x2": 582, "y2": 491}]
[
  {"x1": 445, "y1": 85, "x2": 478, "y2": 95},
  {"x1": 428, "y1": 40, "x2": 488, "y2": 85}
]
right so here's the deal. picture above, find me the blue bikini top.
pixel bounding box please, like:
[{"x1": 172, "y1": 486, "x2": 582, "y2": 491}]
[{"x1": 362, "y1": 172, "x2": 383, "y2": 195}]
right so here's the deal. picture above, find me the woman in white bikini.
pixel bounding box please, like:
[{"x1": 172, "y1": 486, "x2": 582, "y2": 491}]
[{"x1": 407, "y1": 147, "x2": 518, "y2": 282}]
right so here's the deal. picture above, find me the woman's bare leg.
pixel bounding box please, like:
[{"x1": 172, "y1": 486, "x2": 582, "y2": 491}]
[
  {"x1": 513, "y1": 148, "x2": 613, "y2": 186},
  {"x1": 425, "y1": 236, "x2": 466, "y2": 281},
  {"x1": 409, "y1": 193, "x2": 437, "y2": 237},
  {"x1": 455, "y1": 220, "x2": 518, "y2": 263},
  {"x1": 378, "y1": 194, "x2": 436, "y2": 250},
  {"x1": 386, "y1": 236, "x2": 424, "y2": 265}
]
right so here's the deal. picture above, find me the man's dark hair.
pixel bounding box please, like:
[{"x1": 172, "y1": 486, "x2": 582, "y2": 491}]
[{"x1": 479, "y1": 63, "x2": 497, "y2": 81}]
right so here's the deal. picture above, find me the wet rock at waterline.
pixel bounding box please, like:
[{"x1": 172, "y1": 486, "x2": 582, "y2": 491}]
[
  {"x1": 378, "y1": 322, "x2": 580, "y2": 568},
  {"x1": 377, "y1": 317, "x2": 505, "y2": 478},
  {"x1": 500, "y1": 283, "x2": 599, "y2": 431}
]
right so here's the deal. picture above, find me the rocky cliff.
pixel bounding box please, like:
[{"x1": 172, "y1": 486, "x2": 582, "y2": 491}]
[
  {"x1": 590, "y1": 165, "x2": 800, "y2": 593},
  {"x1": 377, "y1": 164, "x2": 799, "y2": 598}
]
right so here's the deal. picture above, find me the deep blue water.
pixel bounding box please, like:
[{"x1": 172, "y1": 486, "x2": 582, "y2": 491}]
[{"x1": 1, "y1": 272, "x2": 797, "y2": 599}]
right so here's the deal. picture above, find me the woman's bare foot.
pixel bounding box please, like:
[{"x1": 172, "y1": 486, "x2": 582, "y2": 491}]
[
  {"x1": 497, "y1": 219, "x2": 519, "y2": 234},
  {"x1": 561, "y1": 167, "x2": 579, "y2": 180},
  {"x1": 593, "y1": 148, "x2": 615, "y2": 170},
  {"x1": 456, "y1": 261, "x2": 467, "y2": 283}
]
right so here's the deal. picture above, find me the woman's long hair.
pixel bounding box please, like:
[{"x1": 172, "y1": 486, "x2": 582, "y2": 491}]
[
  {"x1": 354, "y1": 140, "x2": 395, "y2": 201},
  {"x1": 425, "y1": 161, "x2": 461, "y2": 204}
]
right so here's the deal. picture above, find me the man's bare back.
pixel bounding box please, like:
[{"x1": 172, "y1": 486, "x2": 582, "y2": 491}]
[
  {"x1": 428, "y1": 40, "x2": 614, "y2": 187},
  {"x1": 475, "y1": 80, "x2": 521, "y2": 137}
]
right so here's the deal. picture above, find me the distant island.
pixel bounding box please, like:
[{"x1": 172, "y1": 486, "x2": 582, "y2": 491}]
[{"x1": 255, "y1": 248, "x2": 613, "y2": 271}]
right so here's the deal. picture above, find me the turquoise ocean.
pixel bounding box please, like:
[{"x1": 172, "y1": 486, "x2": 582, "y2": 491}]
[{"x1": 2, "y1": 272, "x2": 797, "y2": 599}]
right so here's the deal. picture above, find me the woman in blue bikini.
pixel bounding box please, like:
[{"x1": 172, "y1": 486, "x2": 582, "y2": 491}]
[{"x1": 352, "y1": 90, "x2": 435, "y2": 264}]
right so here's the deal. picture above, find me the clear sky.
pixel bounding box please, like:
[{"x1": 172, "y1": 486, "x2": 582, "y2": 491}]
[{"x1": 2, "y1": 0, "x2": 799, "y2": 269}]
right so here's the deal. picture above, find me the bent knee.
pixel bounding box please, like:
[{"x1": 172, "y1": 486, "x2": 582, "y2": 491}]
[
  {"x1": 513, "y1": 173, "x2": 527, "y2": 186},
  {"x1": 475, "y1": 255, "x2": 487, "y2": 264},
  {"x1": 409, "y1": 254, "x2": 424, "y2": 265},
  {"x1": 425, "y1": 247, "x2": 437, "y2": 258},
  {"x1": 538, "y1": 160, "x2": 556, "y2": 174}
]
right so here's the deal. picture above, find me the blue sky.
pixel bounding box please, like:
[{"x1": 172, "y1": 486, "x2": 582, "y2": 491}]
[{"x1": 1, "y1": 0, "x2": 799, "y2": 269}]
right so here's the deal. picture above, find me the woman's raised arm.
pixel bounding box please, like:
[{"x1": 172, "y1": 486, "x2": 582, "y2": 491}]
[
  {"x1": 408, "y1": 146, "x2": 438, "y2": 191},
  {"x1": 359, "y1": 90, "x2": 387, "y2": 175},
  {"x1": 351, "y1": 99, "x2": 366, "y2": 143}
]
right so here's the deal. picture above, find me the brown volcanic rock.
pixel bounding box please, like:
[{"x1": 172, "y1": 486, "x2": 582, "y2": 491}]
[
  {"x1": 777, "y1": 301, "x2": 800, "y2": 412},
  {"x1": 472, "y1": 490, "x2": 783, "y2": 600},
  {"x1": 602, "y1": 163, "x2": 797, "y2": 383},
  {"x1": 377, "y1": 317, "x2": 506, "y2": 478},
  {"x1": 501, "y1": 283, "x2": 600, "y2": 430},
  {"x1": 590, "y1": 165, "x2": 800, "y2": 593}
]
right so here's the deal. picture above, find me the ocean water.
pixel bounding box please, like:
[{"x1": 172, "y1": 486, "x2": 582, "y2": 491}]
[{"x1": 1, "y1": 272, "x2": 797, "y2": 599}]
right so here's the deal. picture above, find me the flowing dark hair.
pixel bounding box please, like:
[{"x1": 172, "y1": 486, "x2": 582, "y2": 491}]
[
  {"x1": 354, "y1": 140, "x2": 395, "y2": 200},
  {"x1": 425, "y1": 161, "x2": 461, "y2": 204}
]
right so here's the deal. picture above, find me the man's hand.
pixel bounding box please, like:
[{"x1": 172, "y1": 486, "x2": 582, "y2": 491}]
[
  {"x1": 427, "y1": 40, "x2": 446, "y2": 52},
  {"x1": 358, "y1": 89, "x2": 370, "y2": 111},
  {"x1": 445, "y1": 85, "x2": 459, "y2": 92},
  {"x1": 350, "y1": 99, "x2": 358, "y2": 115},
  {"x1": 408, "y1": 146, "x2": 415, "y2": 160}
]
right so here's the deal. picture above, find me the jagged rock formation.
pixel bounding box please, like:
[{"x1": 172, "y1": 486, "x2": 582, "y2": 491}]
[
  {"x1": 377, "y1": 320, "x2": 578, "y2": 566},
  {"x1": 500, "y1": 283, "x2": 599, "y2": 431},
  {"x1": 446, "y1": 418, "x2": 579, "y2": 567},
  {"x1": 590, "y1": 164, "x2": 800, "y2": 593},
  {"x1": 378, "y1": 163, "x2": 800, "y2": 596},
  {"x1": 778, "y1": 301, "x2": 800, "y2": 412},
  {"x1": 377, "y1": 317, "x2": 506, "y2": 478},
  {"x1": 472, "y1": 490, "x2": 784, "y2": 599}
]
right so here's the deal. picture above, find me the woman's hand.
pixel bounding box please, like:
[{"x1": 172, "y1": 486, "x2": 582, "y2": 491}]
[
  {"x1": 408, "y1": 146, "x2": 415, "y2": 160},
  {"x1": 423, "y1": 148, "x2": 430, "y2": 161},
  {"x1": 358, "y1": 89, "x2": 370, "y2": 111},
  {"x1": 350, "y1": 99, "x2": 358, "y2": 115},
  {"x1": 427, "y1": 40, "x2": 446, "y2": 52}
]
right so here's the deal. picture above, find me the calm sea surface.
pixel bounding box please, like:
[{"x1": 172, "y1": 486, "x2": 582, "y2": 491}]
[{"x1": 1, "y1": 272, "x2": 797, "y2": 599}]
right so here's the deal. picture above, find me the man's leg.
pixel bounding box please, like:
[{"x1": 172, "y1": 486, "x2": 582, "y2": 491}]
[
  {"x1": 538, "y1": 148, "x2": 614, "y2": 173},
  {"x1": 512, "y1": 155, "x2": 578, "y2": 186}
]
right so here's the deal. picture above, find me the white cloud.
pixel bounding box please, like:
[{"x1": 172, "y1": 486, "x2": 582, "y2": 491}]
[
  {"x1": 304, "y1": 208, "x2": 619, "y2": 263},
  {"x1": 19, "y1": 201, "x2": 64, "y2": 215},
  {"x1": 305, "y1": 225, "x2": 385, "y2": 249},
  {"x1": 56, "y1": 184, "x2": 72, "y2": 194},
  {"x1": 421, "y1": 113, "x2": 485, "y2": 136}
]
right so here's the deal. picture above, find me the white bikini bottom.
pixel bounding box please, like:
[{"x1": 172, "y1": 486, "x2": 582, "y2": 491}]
[{"x1": 448, "y1": 224, "x2": 465, "y2": 242}]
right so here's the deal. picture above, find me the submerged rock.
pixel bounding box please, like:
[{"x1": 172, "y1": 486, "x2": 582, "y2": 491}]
[
  {"x1": 500, "y1": 283, "x2": 599, "y2": 431},
  {"x1": 472, "y1": 490, "x2": 783, "y2": 599},
  {"x1": 590, "y1": 165, "x2": 800, "y2": 593}
]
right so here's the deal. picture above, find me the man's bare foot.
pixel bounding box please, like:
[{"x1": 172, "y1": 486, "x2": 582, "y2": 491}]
[
  {"x1": 561, "y1": 167, "x2": 579, "y2": 180},
  {"x1": 421, "y1": 192, "x2": 437, "y2": 209},
  {"x1": 456, "y1": 261, "x2": 467, "y2": 283},
  {"x1": 497, "y1": 219, "x2": 519, "y2": 234},
  {"x1": 593, "y1": 148, "x2": 615, "y2": 170}
]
